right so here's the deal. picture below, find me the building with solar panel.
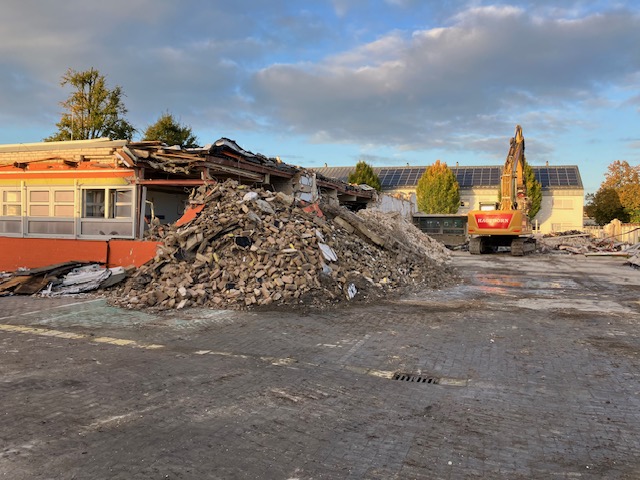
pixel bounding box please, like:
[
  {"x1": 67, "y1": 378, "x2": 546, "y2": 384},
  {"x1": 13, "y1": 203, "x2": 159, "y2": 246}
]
[{"x1": 314, "y1": 163, "x2": 584, "y2": 237}]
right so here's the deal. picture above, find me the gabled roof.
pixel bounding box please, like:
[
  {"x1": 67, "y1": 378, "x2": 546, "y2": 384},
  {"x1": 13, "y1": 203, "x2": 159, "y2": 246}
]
[{"x1": 313, "y1": 165, "x2": 583, "y2": 190}]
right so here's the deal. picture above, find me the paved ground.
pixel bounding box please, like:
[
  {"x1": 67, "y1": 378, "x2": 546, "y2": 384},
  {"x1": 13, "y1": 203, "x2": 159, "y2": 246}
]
[{"x1": 1, "y1": 252, "x2": 639, "y2": 479}]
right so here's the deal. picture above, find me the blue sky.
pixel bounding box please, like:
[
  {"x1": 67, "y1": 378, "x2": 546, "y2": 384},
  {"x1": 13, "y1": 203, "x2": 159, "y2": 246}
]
[{"x1": 1, "y1": 1, "x2": 639, "y2": 194}]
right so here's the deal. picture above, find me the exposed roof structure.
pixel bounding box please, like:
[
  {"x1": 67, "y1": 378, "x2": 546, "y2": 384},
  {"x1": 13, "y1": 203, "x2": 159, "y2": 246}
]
[
  {"x1": 0, "y1": 137, "x2": 375, "y2": 202},
  {"x1": 313, "y1": 165, "x2": 583, "y2": 190}
]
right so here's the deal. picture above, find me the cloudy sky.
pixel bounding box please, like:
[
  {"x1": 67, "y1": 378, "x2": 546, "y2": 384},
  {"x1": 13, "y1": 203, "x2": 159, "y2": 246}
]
[{"x1": 1, "y1": 0, "x2": 639, "y2": 194}]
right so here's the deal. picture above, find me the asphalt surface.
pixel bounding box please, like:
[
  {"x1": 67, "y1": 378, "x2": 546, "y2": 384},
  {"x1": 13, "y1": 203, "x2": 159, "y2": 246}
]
[{"x1": 1, "y1": 252, "x2": 639, "y2": 479}]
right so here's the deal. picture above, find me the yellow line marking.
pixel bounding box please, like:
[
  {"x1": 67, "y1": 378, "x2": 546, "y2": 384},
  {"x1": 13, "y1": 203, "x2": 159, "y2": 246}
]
[
  {"x1": 0, "y1": 323, "x2": 163, "y2": 350},
  {"x1": 92, "y1": 336, "x2": 138, "y2": 346}
]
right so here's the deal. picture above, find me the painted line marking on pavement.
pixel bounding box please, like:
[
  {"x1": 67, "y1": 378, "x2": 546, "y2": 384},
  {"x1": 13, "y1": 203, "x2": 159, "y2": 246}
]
[
  {"x1": 192, "y1": 348, "x2": 396, "y2": 380},
  {"x1": 0, "y1": 298, "x2": 104, "y2": 321},
  {"x1": 0, "y1": 323, "x2": 164, "y2": 350},
  {"x1": 52, "y1": 298, "x2": 104, "y2": 309},
  {"x1": 21, "y1": 298, "x2": 104, "y2": 316}
]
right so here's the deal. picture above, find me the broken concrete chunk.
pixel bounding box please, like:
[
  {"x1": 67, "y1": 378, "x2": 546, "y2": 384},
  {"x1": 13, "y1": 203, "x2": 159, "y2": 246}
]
[
  {"x1": 275, "y1": 192, "x2": 294, "y2": 206},
  {"x1": 246, "y1": 210, "x2": 262, "y2": 225},
  {"x1": 318, "y1": 243, "x2": 338, "y2": 262},
  {"x1": 334, "y1": 216, "x2": 355, "y2": 234},
  {"x1": 99, "y1": 267, "x2": 127, "y2": 288},
  {"x1": 243, "y1": 192, "x2": 259, "y2": 202},
  {"x1": 255, "y1": 199, "x2": 275, "y2": 214},
  {"x1": 185, "y1": 232, "x2": 205, "y2": 252}
]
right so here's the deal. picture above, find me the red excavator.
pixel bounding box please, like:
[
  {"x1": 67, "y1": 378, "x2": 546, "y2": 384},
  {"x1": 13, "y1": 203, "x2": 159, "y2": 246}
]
[{"x1": 467, "y1": 125, "x2": 536, "y2": 256}]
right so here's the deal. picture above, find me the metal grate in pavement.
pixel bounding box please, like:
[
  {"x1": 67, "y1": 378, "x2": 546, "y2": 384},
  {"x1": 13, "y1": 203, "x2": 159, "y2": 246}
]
[{"x1": 393, "y1": 372, "x2": 440, "y2": 384}]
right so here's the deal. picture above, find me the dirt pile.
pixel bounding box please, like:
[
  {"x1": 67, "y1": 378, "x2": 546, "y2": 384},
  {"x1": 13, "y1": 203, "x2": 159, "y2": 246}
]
[{"x1": 110, "y1": 180, "x2": 456, "y2": 310}]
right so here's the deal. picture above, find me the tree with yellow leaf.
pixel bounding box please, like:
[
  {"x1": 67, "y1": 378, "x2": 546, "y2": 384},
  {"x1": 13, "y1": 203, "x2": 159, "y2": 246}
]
[{"x1": 416, "y1": 160, "x2": 460, "y2": 214}]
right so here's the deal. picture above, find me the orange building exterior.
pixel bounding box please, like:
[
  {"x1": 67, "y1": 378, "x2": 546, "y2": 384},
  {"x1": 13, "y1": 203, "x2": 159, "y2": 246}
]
[
  {"x1": 0, "y1": 137, "x2": 375, "y2": 272},
  {"x1": 0, "y1": 139, "x2": 159, "y2": 271}
]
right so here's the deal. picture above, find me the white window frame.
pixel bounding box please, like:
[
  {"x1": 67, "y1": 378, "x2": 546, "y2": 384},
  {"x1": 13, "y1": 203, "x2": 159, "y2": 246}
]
[
  {"x1": 24, "y1": 186, "x2": 76, "y2": 238},
  {"x1": 0, "y1": 187, "x2": 24, "y2": 236},
  {"x1": 79, "y1": 186, "x2": 136, "y2": 239}
]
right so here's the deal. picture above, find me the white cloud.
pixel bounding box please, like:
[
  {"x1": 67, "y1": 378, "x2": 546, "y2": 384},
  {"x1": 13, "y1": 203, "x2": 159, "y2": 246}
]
[{"x1": 248, "y1": 4, "x2": 640, "y2": 157}]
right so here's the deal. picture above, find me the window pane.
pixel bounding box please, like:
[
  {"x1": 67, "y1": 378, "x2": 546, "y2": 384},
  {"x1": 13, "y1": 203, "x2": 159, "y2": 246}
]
[
  {"x1": 30, "y1": 205, "x2": 49, "y2": 216},
  {"x1": 4, "y1": 191, "x2": 21, "y2": 203},
  {"x1": 115, "y1": 189, "x2": 133, "y2": 203},
  {"x1": 54, "y1": 205, "x2": 75, "y2": 216},
  {"x1": 54, "y1": 190, "x2": 74, "y2": 202},
  {"x1": 3, "y1": 205, "x2": 21, "y2": 216},
  {"x1": 80, "y1": 220, "x2": 133, "y2": 236},
  {"x1": 114, "y1": 205, "x2": 132, "y2": 218},
  {"x1": 0, "y1": 220, "x2": 21, "y2": 233},
  {"x1": 28, "y1": 220, "x2": 74, "y2": 235},
  {"x1": 85, "y1": 189, "x2": 105, "y2": 204},
  {"x1": 83, "y1": 189, "x2": 105, "y2": 218},
  {"x1": 30, "y1": 191, "x2": 49, "y2": 202},
  {"x1": 84, "y1": 205, "x2": 104, "y2": 217}
]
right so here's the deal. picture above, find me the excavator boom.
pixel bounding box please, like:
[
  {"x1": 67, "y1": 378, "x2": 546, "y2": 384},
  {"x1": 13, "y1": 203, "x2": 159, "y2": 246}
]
[{"x1": 467, "y1": 125, "x2": 535, "y2": 256}]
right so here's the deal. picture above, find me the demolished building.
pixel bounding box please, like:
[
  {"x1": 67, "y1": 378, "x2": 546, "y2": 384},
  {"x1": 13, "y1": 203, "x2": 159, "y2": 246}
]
[{"x1": 0, "y1": 138, "x2": 375, "y2": 271}]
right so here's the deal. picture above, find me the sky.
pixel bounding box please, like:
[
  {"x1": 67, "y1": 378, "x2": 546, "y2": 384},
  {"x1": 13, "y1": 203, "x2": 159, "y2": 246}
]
[{"x1": 1, "y1": 1, "x2": 639, "y2": 195}]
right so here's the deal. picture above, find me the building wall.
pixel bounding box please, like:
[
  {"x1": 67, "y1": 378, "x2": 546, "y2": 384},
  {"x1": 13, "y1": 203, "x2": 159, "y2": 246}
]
[
  {"x1": 368, "y1": 193, "x2": 415, "y2": 218},
  {"x1": 535, "y1": 189, "x2": 584, "y2": 233},
  {"x1": 459, "y1": 187, "x2": 499, "y2": 213},
  {"x1": 387, "y1": 186, "x2": 584, "y2": 234},
  {"x1": 0, "y1": 140, "x2": 138, "y2": 240}
]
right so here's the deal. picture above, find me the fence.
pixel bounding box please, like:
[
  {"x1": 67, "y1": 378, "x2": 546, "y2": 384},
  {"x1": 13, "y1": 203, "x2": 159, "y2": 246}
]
[{"x1": 583, "y1": 220, "x2": 640, "y2": 245}]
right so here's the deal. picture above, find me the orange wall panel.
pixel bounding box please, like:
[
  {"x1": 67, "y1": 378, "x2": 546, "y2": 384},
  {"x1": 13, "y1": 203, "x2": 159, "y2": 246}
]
[
  {"x1": 0, "y1": 238, "x2": 108, "y2": 271},
  {"x1": 107, "y1": 240, "x2": 159, "y2": 268},
  {"x1": 0, "y1": 238, "x2": 160, "y2": 271}
]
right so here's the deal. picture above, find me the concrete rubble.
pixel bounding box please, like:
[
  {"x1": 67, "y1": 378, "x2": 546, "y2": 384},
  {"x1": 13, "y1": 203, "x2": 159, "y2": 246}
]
[
  {"x1": 109, "y1": 180, "x2": 456, "y2": 311},
  {"x1": 539, "y1": 231, "x2": 634, "y2": 254},
  {"x1": 538, "y1": 230, "x2": 640, "y2": 268}
]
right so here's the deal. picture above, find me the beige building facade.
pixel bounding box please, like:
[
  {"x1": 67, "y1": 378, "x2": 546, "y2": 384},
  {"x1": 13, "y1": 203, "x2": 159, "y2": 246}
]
[{"x1": 315, "y1": 165, "x2": 584, "y2": 234}]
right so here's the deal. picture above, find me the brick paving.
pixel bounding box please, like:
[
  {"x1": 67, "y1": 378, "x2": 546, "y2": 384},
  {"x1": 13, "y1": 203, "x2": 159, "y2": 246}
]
[{"x1": 0, "y1": 253, "x2": 639, "y2": 479}]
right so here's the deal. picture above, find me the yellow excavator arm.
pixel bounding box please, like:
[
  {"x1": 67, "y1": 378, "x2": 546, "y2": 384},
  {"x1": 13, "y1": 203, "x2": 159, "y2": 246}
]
[
  {"x1": 467, "y1": 125, "x2": 535, "y2": 255},
  {"x1": 500, "y1": 125, "x2": 527, "y2": 212}
]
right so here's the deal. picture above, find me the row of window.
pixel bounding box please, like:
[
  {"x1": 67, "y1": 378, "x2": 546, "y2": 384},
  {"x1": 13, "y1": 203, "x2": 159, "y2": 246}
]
[{"x1": 0, "y1": 186, "x2": 135, "y2": 239}]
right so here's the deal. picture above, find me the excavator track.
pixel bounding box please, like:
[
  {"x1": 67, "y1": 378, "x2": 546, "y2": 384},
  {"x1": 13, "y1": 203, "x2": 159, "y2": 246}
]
[
  {"x1": 510, "y1": 237, "x2": 536, "y2": 256},
  {"x1": 469, "y1": 237, "x2": 483, "y2": 255},
  {"x1": 469, "y1": 237, "x2": 498, "y2": 254}
]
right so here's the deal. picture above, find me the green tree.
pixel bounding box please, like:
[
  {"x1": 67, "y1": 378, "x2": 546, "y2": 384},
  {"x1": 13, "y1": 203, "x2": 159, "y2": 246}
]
[
  {"x1": 142, "y1": 112, "x2": 199, "y2": 148},
  {"x1": 600, "y1": 160, "x2": 640, "y2": 222},
  {"x1": 584, "y1": 188, "x2": 630, "y2": 225},
  {"x1": 45, "y1": 68, "x2": 135, "y2": 142},
  {"x1": 524, "y1": 163, "x2": 542, "y2": 220},
  {"x1": 416, "y1": 160, "x2": 460, "y2": 214},
  {"x1": 348, "y1": 160, "x2": 382, "y2": 191}
]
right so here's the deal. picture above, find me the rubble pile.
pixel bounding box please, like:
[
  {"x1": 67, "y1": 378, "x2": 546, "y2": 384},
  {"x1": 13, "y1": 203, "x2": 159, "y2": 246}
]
[
  {"x1": 538, "y1": 230, "x2": 639, "y2": 257},
  {"x1": 624, "y1": 244, "x2": 640, "y2": 269},
  {"x1": 110, "y1": 180, "x2": 456, "y2": 310},
  {"x1": 538, "y1": 232, "x2": 597, "y2": 254},
  {"x1": 356, "y1": 209, "x2": 451, "y2": 264}
]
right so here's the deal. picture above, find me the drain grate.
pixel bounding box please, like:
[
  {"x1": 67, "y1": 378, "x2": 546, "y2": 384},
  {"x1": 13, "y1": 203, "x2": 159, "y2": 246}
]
[{"x1": 393, "y1": 372, "x2": 440, "y2": 384}]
